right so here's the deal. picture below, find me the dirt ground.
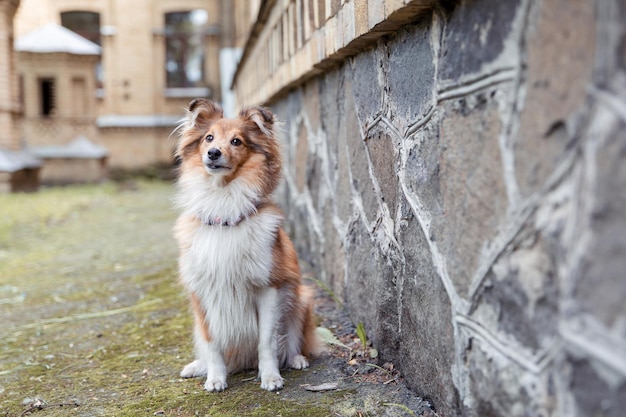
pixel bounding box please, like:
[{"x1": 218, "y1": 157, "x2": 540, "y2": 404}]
[{"x1": 0, "y1": 180, "x2": 437, "y2": 417}]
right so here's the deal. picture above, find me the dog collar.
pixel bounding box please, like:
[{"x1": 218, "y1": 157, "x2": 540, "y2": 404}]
[
  {"x1": 199, "y1": 201, "x2": 265, "y2": 227},
  {"x1": 202, "y1": 215, "x2": 245, "y2": 227}
]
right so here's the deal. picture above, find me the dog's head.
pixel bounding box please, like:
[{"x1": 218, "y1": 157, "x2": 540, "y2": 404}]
[{"x1": 175, "y1": 99, "x2": 281, "y2": 194}]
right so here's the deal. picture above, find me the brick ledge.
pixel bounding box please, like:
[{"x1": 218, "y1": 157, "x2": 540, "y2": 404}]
[{"x1": 233, "y1": 0, "x2": 437, "y2": 106}]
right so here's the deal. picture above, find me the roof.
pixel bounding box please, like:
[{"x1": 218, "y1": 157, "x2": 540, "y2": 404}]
[
  {"x1": 30, "y1": 136, "x2": 108, "y2": 159},
  {"x1": 15, "y1": 23, "x2": 101, "y2": 55},
  {"x1": 0, "y1": 148, "x2": 42, "y2": 173},
  {"x1": 97, "y1": 114, "x2": 181, "y2": 128}
]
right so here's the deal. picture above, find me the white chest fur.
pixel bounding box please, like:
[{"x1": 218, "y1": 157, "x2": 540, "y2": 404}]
[{"x1": 179, "y1": 211, "x2": 283, "y2": 352}]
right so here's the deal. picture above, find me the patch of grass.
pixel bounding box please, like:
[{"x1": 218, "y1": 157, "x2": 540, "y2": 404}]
[
  {"x1": 0, "y1": 183, "x2": 114, "y2": 250},
  {"x1": 0, "y1": 181, "x2": 430, "y2": 417}
]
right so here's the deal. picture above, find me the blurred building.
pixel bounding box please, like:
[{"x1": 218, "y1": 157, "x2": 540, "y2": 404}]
[
  {"x1": 12, "y1": 0, "x2": 257, "y2": 173},
  {"x1": 0, "y1": 0, "x2": 41, "y2": 192},
  {"x1": 15, "y1": 23, "x2": 107, "y2": 184}
]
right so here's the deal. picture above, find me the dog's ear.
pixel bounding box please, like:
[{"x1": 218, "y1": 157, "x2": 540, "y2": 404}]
[
  {"x1": 239, "y1": 106, "x2": 275, "y2": 137},
  {"x1": 188, "y1": 98, "x2": 223, "y2": 128}
]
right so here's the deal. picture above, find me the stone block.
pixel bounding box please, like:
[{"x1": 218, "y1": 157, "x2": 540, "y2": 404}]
[
  {"x1": 291, "y1": 201, "x2": 322, "y2": 269},
  {"x1": 306, "y1": 151, "x2": 325, "y2": 210},
  {"x1": 463, "y1": 336, "x2": 539, "y2": 417},
  {"x1": 403, "y1": 113, "x2": 443, "y2": 219},
  {"x1": 295, "y1": 121, "x2": 309, "y2": 193},
  {"x1": 351, "y1": 48, "x2": 383, "y2": 123},
  {"x1": 573, "y1": 112, "x2": 626, "y2": 329},
  {"x1": 348, "y1": 138, "x2": 378, "y2": 223},
  {"x1": 515, "y1": 0, "x2": 595, "y2": 197},
  {"x1": 364, "y1": 123, "x2": 400, "y2": 221},
  {"x1": 478, "y1": 236, "x2": 559, "y2": 353},
  {"x1": 594, "y1": 0, "x2": 626, "y2": 86},
  {"x1": 344, "y1": 216, "x2": 390, "y2": 344},
  {"x1": 387, "y1": 21, "x2": 434, "y2": 129},
  {"x1": 388, "y1": 197, "x2": 458, "y2": 416},
  {"x1": 302, "y1": 80, "x2": 321, "y2": 135},
  {"x1": 565, "y1": 351, "x2": 626, "y2": 417},
  {"x1": 439, "y1": 0, "x2": 521, "y2": 82},
  {"x1": 353, "y1": 0, "x2": 369, "y2": 36},
  {"x1": 367, "y1": 0, "x2": 386, "y2": 30},
  {"x1": 321, "y1": 208, "x2": 347, "y2": 302},
  {"x1": 335, "y1": 70, "x2": 359, "y2": 223},
  {"x1": 435, "y1": 88, "x2": 509, "y2": 297}
]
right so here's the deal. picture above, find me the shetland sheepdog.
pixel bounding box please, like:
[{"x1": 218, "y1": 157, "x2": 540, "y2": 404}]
[{"x1": 173, "y1": 99, "x2": 318, "y2": 392}]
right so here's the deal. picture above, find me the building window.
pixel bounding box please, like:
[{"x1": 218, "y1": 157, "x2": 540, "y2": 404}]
[
  {"x1": 72, "y1": 77, "x2": 87, "y2": 116},
  {"x1": 40, "y1": 78, "x2": 56, "y2": 117},
  {"x1": 61, "y1": 11, "x2": 103, "y2": 88},
  {"x1": 165, "y1": 10, "x2": 208, "y2": 88}
]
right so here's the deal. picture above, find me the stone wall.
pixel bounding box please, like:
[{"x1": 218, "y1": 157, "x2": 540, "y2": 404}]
[{"x1": 263, "y1": 0, "x2": 626, "y2": 416}]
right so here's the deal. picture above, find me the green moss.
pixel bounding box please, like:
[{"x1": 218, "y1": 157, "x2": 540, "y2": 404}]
[{"x1": 1, "y1": 181, "x2": 408, "y2": 417}]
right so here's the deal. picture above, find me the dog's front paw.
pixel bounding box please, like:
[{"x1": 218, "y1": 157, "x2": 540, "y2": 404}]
[
  {"x1": 204, "y1": 377, "x2": 228, "y2": 392},
  {"x1": 181, "y1": 360, "x2": 207, "y2": 378},
  {"x1": 290, "y1": 354, "x2": 309, "y2": 370},
  {"x1": 260, "y1": 371, "x2": 284, "y2": 391}
]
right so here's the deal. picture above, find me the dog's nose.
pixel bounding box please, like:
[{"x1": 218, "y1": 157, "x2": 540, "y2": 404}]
[{"x1": 207, "y1": 148, "x2": 222, "y2": 161}]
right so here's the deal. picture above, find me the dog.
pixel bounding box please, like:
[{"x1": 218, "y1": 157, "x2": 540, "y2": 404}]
[{"x1": 173, "y1": 99, "x2": 318, "y2": 392}]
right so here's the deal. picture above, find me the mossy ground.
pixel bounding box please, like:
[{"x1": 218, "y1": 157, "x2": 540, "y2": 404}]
[{"x1": 0, "y1": 180, "x2": 435, "y2": 417}]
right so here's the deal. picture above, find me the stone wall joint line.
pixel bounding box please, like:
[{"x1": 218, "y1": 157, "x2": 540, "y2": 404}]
[
  {"x1": 437, "y1": 68, "x2": 516, "y2": 102},
  {"x1": 591, "y1": 87, "x2": 626, "y2": 122},
  {"x1": 467, "y1": 145, "x2": 581, "y2": 309},
  {"x1": 456, "y1": 314, "x2": 561, "y2": 375},
  {"x1": 560, "y1": 320, "x2": 626, "y2": 377}
]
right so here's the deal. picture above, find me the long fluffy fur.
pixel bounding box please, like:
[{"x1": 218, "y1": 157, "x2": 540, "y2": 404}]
[{"x1": 173, "y1": 99, "x2": 319, "y2": 392}]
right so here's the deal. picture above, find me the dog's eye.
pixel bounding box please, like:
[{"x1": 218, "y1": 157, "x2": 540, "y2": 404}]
[
  {"x1": 231, "y1": 138, "x2": 242, "y2": 146},
  {"x1": 205, "y1": 134, "x2": 214, "y2": 142}
]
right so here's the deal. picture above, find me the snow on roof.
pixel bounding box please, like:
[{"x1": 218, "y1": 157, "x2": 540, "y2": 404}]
[
  {"x1": 15, "y1": 23, "x2": 101, "y2": 55},
  {"x1": 30, "y1": 135, "x2": 109, "y2": 159},
  {"x1": 0, "y1": 148, "x2": 42, "y2": 173},
  {"x1": 97, "y1": 114, "x2": 182, "y2": 128}
]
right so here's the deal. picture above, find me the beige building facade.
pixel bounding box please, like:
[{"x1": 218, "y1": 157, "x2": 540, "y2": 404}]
[
  {"x1": 16, "y1": 24, "x2": 101, "y2": 148},
  {"x1": 14, "y1": 0, "x2": 233, "y2": 169},
  {"x1": 0, "y1": 0, "x2": 41, "y2": 192},
  {"x1": 0, "y1": 0, "x2": 20, "y2": 150}
]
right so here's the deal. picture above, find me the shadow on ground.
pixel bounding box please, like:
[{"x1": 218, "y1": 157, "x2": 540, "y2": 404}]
[{"x1": 0, "y1": 180, "x2": 437, "y2": 417}]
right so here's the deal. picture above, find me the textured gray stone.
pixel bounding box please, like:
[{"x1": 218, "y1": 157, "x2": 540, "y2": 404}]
[
  {"x1": 464, "y1": 338, "x2": 536, "y2": 417},
  {"x1": 404, "y1": 114, "x2": 443, "y2": 219},
  {"x1": 390, "y1": 197, "x2": 459, "y2": 417},
  {"x1": 439, "y1": 0, "x2": 521, "y2": 81},
  {"x1": 567, "y1": 353, "x2": 626, "y2": 417},
  {"x1": 387, "y1": 21, "x2": 435, "y2": 129},
  {"x1": 267, "y1": 2, "x2": 626, "y2": 416},
  {"x1": 347, "y1": 126, "x2": 378, "y2": 223},
  {"x1": 335, "y1": 73, "x2": 359, "y2": 224},
  {"x1": 480, "y1": 237, "x2": 559, "y2": 352},
  {"x1": 574, "y1": 117, "x2": 626, "y2": 329},
  {"x1": 351, "y1": 48, "x2": 383, "y2": 123},
  {"x1": 295, "y1": 121, "x2": 309, "y2": 193},
  {"x1": 344, "y1": 216, "x2": 389, "y2": 344},
  {"x1": 435, "y1": 88, "x2": 509, "y2": 297},
  {"x1": 320, "y1": 209, "x2": 346, "y2": 302},
  {"x1": 515, "y1": 0, "x2": 596, "y2": 197},
  {"x1": 364, "y1": 123, "x2": 400, "y2": 221}
]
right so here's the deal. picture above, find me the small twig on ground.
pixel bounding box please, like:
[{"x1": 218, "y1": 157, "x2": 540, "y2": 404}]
[
  {"x1": 382, "y1": 402, "x2": 416, "y2": 416},
  {"x1": 10, "y1": 298, "x2": 163, "y2": 334},
  {"x1": 20, "y1": 399, "x2": 80, "y2": 416}
]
